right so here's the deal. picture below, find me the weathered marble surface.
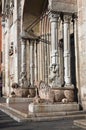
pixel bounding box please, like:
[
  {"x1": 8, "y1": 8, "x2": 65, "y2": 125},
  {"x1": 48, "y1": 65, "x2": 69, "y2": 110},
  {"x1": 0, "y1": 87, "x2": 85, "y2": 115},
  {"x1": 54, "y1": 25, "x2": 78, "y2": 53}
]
[
  {"x1": 29, "y1": 102, "x2": 79, "y2": 113},
  {"x1": 77, "y1": 0, "x2": 86, "y2": 110},
  {"x1": 38, "y1": 81, "x2": 74, "y2": 103},
  {"x1": 48, "y1": 0, "x2": 77, "y2": 13}
]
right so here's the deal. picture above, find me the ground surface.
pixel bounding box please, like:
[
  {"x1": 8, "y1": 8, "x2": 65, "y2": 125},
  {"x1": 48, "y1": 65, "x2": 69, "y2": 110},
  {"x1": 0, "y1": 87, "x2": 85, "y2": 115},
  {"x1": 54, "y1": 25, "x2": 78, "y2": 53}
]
[{"x1": 0, "y1": 110, "x2": 85, "y2": 130}]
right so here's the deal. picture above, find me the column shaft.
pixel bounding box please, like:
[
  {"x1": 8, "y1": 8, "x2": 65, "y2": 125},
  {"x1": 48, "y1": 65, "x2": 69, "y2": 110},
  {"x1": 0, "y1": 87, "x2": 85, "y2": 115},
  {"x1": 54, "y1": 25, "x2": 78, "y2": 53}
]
[
  {"x1": 50, "y1": 15, "x2": 58, "y2": 66},
  {"x1": 49, "y1": 12, "x2": 60, "y2": 87},
  {"x1": 21, "y1": 39, "x2": 26, "y2": 73},
  {"x1": 20, "y1": 38, "x2": 28, "y2": 88},
  {"x1": 63, "y1": 15, "x2": 71, "y2": 85},
  {"x1": 30, "y1": 41, "x2": 34, "y2": 86}
]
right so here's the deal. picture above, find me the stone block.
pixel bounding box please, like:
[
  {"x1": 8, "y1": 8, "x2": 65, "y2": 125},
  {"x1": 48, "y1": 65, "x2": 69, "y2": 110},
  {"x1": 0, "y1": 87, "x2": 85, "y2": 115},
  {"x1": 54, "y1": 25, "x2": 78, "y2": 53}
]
[
  {"x1": 81, "y1": 86, "x2": 86, "y2": 100},
  {"x1": 14, "y1": 88, "x2": 29, "y2": 97},
  {"x1": 48, "y1": 0, "x2": 77, "y2": 13},
  {"x1": 28, "y1": 103, "x2": 79, "y2": 113},
  {"x1": 6, "y1": 97, "x2": 33, "y2": 104}
]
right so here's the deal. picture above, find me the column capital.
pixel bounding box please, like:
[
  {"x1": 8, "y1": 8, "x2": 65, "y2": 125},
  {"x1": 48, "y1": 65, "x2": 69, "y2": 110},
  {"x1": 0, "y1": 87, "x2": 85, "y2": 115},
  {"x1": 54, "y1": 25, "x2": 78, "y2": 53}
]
[
  {"x1": 21, "y1": 39, "x2": 26, "y2": 45},
  {"x1": 63, "y1": 15, "x2": 72, "y2": 23},
  {"x1": 73, "y1": 14, "x2": 78, "y2": 23},
  {"x1": 20, "y1": 31, "x2": 29, "y2": 40},
  {"x1": 48, "y1": 11, "x2": 59, "y2": 22}
]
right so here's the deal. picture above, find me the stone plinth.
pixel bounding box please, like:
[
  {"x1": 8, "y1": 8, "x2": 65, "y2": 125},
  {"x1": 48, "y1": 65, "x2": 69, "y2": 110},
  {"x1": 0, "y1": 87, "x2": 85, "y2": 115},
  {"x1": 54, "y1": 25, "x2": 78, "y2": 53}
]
[
  {"x1": 6, "y1": 97, "x2": 33, "y2": 104},
  {"x1": 52, "y1": 87, "x2": 75, "y2": 102},
  {"x1": 38, "y1": 82, "x2": 75, "y2": 103},
  {"x1": 14, "y1": 88, "x2": 29, "y2": 97},
  {"x1": 28, "y1": 103, "x2": 79, "y2": 113}
]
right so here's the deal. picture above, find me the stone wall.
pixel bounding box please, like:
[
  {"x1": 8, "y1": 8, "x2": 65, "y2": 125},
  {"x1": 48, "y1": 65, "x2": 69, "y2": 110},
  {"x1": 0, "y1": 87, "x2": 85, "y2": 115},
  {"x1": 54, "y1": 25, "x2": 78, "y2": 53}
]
[
  {"x1": 77, "y1": 0, "x2": 86, "y2": 110},
  {"x1": 2, "y1": 0, "x2": 21, "y2": 96},
  {"x1": 0, "y1": 17, "x2": 2, "y2": 77},
  {"x1": 48, "y1": 0, "x2": 77, "y2": 13}
]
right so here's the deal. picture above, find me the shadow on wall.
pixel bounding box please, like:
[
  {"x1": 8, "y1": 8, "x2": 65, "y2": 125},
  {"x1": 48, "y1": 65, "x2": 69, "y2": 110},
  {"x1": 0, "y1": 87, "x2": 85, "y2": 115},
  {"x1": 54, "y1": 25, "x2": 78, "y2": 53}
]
[{"x1": 0, "y1": 76, "x2": 2, "y2": 97}]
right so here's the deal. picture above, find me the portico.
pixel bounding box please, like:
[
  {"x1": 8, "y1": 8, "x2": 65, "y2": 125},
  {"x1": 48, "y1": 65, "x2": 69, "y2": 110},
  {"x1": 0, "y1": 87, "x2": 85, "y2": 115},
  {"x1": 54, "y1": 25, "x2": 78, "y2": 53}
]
[{"x1": 2, "y1": 0, "x2": 82, "y2": 115}]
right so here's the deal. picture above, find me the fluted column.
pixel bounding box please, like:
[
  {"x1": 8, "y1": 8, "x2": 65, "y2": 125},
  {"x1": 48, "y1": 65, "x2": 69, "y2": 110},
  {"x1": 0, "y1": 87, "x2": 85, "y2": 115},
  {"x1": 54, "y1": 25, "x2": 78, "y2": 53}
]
[
  {"x1": 63, "y1": 15, "x2": 72, "y2": 86},
  {"x1": 49, "y1": 12, "x2": 60, "y2": 87}
]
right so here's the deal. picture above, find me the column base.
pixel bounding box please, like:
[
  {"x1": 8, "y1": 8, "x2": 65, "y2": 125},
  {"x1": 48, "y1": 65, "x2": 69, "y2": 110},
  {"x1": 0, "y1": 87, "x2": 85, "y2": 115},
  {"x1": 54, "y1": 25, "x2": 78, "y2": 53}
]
[{"x1": 12, "y1": 87, "x2": 36, "y2": 98}]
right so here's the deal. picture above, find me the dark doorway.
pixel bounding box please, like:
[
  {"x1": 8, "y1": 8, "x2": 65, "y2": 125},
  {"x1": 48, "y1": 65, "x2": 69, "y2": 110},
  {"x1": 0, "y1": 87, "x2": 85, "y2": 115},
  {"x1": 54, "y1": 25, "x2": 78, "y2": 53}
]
[
  {"x1": 70, "y1": 33, "x2": 78, "y2": 102},
  {"x1": 70, "y1": 33, "x2": 76, "y2": 86}
]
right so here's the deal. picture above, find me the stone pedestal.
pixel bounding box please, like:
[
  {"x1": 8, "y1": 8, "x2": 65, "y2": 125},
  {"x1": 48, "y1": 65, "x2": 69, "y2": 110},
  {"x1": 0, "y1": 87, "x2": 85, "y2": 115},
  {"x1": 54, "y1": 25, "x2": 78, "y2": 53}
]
[
  {"x1": 38, "y1": 81, "x2": 75, "y2": 103},
  {"x1": 52, "y1": 87, "x2": 75, "y2": 102},
  {"x1": 28, "y1": 103, "x2": 79, "y2": 113},
  {"x1": 6, "y1": 97, "x2": 33, "y2": 104},
  {"x1": 14, "y1": 88, "x2": 29, "y2": 97}
]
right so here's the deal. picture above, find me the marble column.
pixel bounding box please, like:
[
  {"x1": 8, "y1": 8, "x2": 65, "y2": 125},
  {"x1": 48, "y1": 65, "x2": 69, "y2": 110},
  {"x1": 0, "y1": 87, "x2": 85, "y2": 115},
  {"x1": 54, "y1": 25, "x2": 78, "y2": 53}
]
[
  {"x1": 29, "y1": 40, "x2": 34, "y2": 86},
  {"x1": 74, "y1": 16, "x2": 80, "y2": 102},
  {"x1": 49, "y1": 12, "x2": 60, "y2": 87},
  {"x1": 20, "y1": 38, "x2": 28, "y2": 88},
  {"x1": 21, "y1": 39, "x2": 26, "y2": 73},
  {"x1": 74, "y1": 16, "x2": 79, "y2": 87},
  {"x1": 63, "y1": 15, "x2": 73, "y2": 87},
  {"x1": 34, "y1": 41, "x2": 38, "y2": 83},
  {"x1": 58, "y1": 40, "x2": 64, "y2": 86}
]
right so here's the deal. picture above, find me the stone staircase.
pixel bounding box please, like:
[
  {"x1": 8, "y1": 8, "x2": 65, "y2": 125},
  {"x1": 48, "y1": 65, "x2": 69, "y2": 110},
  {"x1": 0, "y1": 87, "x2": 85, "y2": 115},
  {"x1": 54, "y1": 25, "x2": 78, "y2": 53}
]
[
  {"x1": 74, "y1": 119, "x2": 86, "y2": 129},
  {"x1": 0, "y1": 103, "x2": 86, "y2": 122}
]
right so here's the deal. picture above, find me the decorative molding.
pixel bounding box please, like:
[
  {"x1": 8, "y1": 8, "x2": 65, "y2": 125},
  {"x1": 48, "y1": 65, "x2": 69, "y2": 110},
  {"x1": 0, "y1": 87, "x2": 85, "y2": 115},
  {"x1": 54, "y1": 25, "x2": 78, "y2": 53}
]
[
  {"x1": 48, "y1": 11, "x2": 59, "y2": 22},
  {"x1": 63, "y1": 15, "x2": 72, "y2": 23}
]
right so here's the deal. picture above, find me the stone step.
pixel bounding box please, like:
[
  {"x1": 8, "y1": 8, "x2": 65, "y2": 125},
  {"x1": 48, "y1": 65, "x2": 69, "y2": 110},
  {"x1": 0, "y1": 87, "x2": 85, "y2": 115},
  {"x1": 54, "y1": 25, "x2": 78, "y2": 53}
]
[
  {"x1": 74, "y1": 119, "x2": 86, "y2": 129},
  {"x1": 0, "y1": 103, "x2": 28, "y2": 118},
  {"x1": 0, "y1": 105, "x2": 27, "y2": 122},
  {"x1": 29, "y1": 111, "x2": 86, "y2": 118},
  {"x1": 1, "y1": 102, "x2": 86, "y2": 118},
  {"x1": 0, "y1": 103, "x2": 86, "y2": 122}
]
